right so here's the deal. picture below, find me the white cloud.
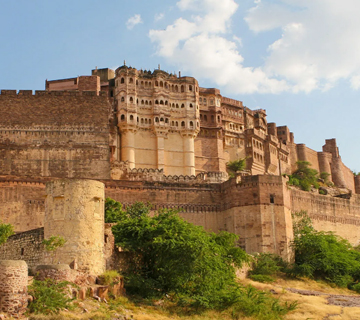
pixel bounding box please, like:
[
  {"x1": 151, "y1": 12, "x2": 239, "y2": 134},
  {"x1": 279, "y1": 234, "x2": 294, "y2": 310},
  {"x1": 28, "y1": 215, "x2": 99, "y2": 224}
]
[
  {"x1": 149, "y1": 0, "x2": 286, "y2": 94},
  {"x1": 150, "y1": 0, "x2": 360, "y2": 94},
  {"x1": 154, "y1": 13, "x2": 164, "y2": 22},
  {"x1": 246, "y1": 0, "x2": 360, "y2": 92},
  {"x1": 126, "y1": 14, "x2": 143, "y2": 30}
]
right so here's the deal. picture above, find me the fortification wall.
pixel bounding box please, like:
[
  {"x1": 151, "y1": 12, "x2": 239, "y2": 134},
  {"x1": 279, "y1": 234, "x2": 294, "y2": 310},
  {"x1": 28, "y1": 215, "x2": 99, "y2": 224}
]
[
  {"x1": 0, "y1": 228, "x2": 44, "y2": 269},
  {"x1": 0, "y1": 90, "x2": 111, "y2": 180},
  {"x1": 296, "y1": 144, "x2": 320, "y2": 172},
  {"x1": 0, "y1": 179, "x2": 46, "y2": 231},
  {"x1": 290, "y1": 189, "x2": 360, "y2": 245},
  {"x1": 221, "y1": 175, "x2": 293, "y2": 260}
]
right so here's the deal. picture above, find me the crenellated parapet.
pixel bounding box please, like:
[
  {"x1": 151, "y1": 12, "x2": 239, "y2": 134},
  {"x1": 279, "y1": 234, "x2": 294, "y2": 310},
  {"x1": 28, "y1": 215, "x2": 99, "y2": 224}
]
[{"x1": 110, "y1": 160, "x2": 227, "y2": 184}]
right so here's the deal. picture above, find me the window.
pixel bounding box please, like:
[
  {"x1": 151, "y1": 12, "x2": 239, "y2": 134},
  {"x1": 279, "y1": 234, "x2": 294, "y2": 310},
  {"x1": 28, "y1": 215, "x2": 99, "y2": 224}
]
[{"x1": 121, "y1": 78, "x2": 124, "y2": 84}]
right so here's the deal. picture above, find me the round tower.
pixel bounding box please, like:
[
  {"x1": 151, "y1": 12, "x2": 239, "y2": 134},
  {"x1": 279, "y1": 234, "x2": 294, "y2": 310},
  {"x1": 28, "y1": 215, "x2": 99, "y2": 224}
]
[
  {"x1": 0, "y1": 260, "x2": 28, "y2": 317},
  {"x1": 45, "y1": 179, "x2": 105, "y2": 275}
]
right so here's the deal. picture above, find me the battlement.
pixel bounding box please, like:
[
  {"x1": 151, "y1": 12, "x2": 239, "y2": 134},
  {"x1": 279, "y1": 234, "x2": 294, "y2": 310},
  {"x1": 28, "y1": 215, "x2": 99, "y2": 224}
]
[{"x1": 0, "y1": 89, "x2": 107, "y2": 96}]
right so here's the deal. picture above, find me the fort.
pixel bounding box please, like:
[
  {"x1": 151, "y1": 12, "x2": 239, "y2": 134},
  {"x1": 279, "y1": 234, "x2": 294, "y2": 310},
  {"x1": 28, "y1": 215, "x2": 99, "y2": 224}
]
[{"x1": 0, "y1": 64, "x2": 360, "y2": 272}]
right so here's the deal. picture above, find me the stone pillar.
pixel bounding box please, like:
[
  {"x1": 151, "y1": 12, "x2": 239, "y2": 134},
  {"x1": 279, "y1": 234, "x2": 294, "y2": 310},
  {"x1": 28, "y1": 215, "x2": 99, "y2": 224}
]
[
  {"x1": 121, "y1": 129, "x2": 136, "y2": 169},
  {"x1": 45, "y1": 179, "x2": 105, "y2": 275},
  {"x1": 156, "y1": 135, "x2": 165, "y2": 170},
  {"x1": 0, "y1": 260, "x2": 28, "y2": 317},
  {"x1": 182, "y1": 132, "x2": 196, "y2": 176}
]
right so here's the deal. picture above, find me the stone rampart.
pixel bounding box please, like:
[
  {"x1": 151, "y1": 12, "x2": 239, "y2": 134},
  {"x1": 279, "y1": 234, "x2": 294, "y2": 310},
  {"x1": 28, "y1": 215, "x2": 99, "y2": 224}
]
[
  {"x1": 290, "y1": 189, "x2": 360, "y2": 245},
  {"x1": 0, "y1": 228, "x2": 44, "y2": 269}
]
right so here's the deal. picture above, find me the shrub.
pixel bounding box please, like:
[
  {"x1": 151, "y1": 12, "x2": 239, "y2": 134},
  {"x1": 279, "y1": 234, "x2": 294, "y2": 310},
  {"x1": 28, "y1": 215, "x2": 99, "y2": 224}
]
[
  {"x1": 289, "y1": 211, "x2": 360, "y2": 288},
  {"x1": 287, "y1": 161, "x2": 319, "y2": 191},
  {"x1": 0, "y1": 221, "x2": 14, "y2": 245},
  {"x1": 99, "y1": 270, "x2": 121, "y2": 286},
  {"x1": 227, "y1": 158, "x2": 246, "y2": 175},
  {"x1": 28, "y1": 279, "x2": 74, "y2": 314}
]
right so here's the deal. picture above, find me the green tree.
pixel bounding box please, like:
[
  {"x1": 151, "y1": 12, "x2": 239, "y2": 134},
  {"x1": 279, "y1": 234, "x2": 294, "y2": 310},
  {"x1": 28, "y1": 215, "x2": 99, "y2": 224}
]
[
  {"x1": 42, "y1": 236, "x2": 66, "y2": 264},
  {"x1": 290, "y1": 211, "x2": 360, "y2": 287},
  {"x1": 0, "y1": 221, "x2": 14, "y2": 246},
  {"x1": 111, "y1": 202, "x2": 249, "y2": 309},
  {"x1": 226, "y1": 158, "x2": 247, "y2": 178},
  {"x1": 105, "y1": 197, "x2": 126, "y2": 223},
  {"x1": 287, "y1": 161, "x2": 319, "y2": 191}
]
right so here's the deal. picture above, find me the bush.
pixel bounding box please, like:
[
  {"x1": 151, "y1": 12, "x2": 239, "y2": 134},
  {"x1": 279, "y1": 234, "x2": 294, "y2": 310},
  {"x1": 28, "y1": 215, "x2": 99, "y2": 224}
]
[
  {"x1": 227, "y1": 158, "x2": 246, "y2": 175},
  {"x1": 0, "y1": 221, "x2": 14, "y2": 245},
  {"x1": 28, "y1": 279, "x2": 74, "y2": 314},
  {"x1": 289, "y1": 211, "x2": 360, "y2": 288},
  {"x1": 99, "y1": 270, "x2": 121, "y2": 286},
  {"x1": 287, "y1": 161, "x2": 319, "y2": 191},
  {"x1": 108, "y1": 199, "x2": 296, "y2": 318}
]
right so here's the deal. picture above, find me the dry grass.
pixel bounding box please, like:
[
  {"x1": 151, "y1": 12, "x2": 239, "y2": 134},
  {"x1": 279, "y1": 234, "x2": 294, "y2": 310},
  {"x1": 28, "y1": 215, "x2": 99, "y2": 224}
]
[{"x1": 27, "y1": 277, "x2": 360, "y2": 320}]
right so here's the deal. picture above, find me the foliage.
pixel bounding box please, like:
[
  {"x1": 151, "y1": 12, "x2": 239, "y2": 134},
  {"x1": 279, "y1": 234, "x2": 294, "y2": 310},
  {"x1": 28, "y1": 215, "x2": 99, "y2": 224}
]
[
  {"x1": 319, "y1": 172, "x2": 330, "y2": 182},
  {"x1": 99, "y1": 270, "x2": 121, "y2": 286},
  {"x1": 42, "y1": 236, "x2": 66, "y2": 252},
  {"x1": 287, "y1": 161, "x2": 319, "y2": 191},
  {"x1": 0, "y1": 221, "x2": 14, "y2": 246},
  {"x1": 289, "y1": 211, "x2": 360, "y2": 288},
  {"x1": 230, "y1": 286, "x2": 297, "y2": 320},
  {"x1": 109, "y1": 199, "x2": 297, "y2": 318},
  {"x1": 28, "y1": 279, "x2": 74, "y2": 314},
  {"x1": 226, "y1": 158, "x2": 246, "y2": 175},
  {"x1": 112, "y1": 202, "x2": 248, "y2": 309},
  {"x1": 250, "y1": 253, "x2": 282, "y2": 278},
  {"x1": 105, "y1": 197, "x2": 126, "y2": 223},
  {"x1": 249, "y1": 274, "x2": 275, "y2": 283}
]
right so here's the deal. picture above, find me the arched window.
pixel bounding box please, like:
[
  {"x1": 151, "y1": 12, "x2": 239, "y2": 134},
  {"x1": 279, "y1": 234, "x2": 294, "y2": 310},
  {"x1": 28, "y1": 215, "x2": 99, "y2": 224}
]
[
  {"x1": 181, "y1": 104, "x2": 185, "y2": 108},
  {"x1": 149, "y1": 119, "x2": 152, "y2": 124},
  {"x1": 189, "y1": 85, "x2": 193, "y2": 91},
  {"x1": 129, "y1": 97, "x2": 133, "y2": 103},
  {"x1": 155, "y1": 100, "x2": 159, "y2": 104},
  {"x1": 211, "y1": 115, "x2": 214, "y2": 123},
  {"x1": 175, "y1": 85, "x2": 178, "y2": 92},
  {"x1": 160, "y1": 100, "x2": 164, "y2": 105},
  {"x1": 141, "y1": 100, "x2": 144, "y2": 105},
  {"x1": 160, "y1": 117, "x2": 164, "y2": 122},
  {"x1": 204, "y1": 115, "x2": 208, "y2": 121},
  {"x1": 165, "y1": 101, "x2": 168, "y2": 105},
  {"x1": 199, "y1": 97, "x2": 202, "y2": 102},
  {"x1": 190, "y1": 103, "x2": 193, "y2": 108},
  {"x1": 181, "y1": 85, "x2": 184, "y2": 92},
  {"x1": 176, "y1": 121, "x2": 178, "y2": 126},
  {"x1": 121, "y1": 78, "x2": 124, "y2": 84},
  {"x1": 141, "y1": 81, "x2": 144, "y2": 86},
  {"x1": 171, "y1": 121, "x2": 174, "y2": 126},
  {"x1": 141, "y1": 118, "x2": 144, "y2": 124},
  {"x1": 176, "y1": 104, "x2": 179, "y2": 108},
  {"x1": 130, "y1": 115, "x2": 134, "y2": 121},
  {"x1": 129, "y1": 78, "x2": 133, "y2": 84},
  {"x1": 155, "y1": 117, "x2": 159, "y2": 122},
  {"x1": 181, "y1": 121, "x2": 185, "y2": 127},
  {"x1": 136, "y1": 99, "x2": 138, "y2": 104},
  {"x1": 155, "y1": 80, "x2": 159, "y2": 86},
  {"x1": 149, "y1": 101, "x2": 152, "y2": 105},
  {"x1": 145, "y1": 119, "x2": 148, "y2": 124},
  {"x1": 217, "y1": 116, "x2": 220, "y2": 122},
  {"x1": 121, "y1": 97, "x2": 125, "y2": 102},
  {"x1": 120, "y1": 114, "x2": 125, "y2": 121},
  {"x1": 145, "y1": 100, "x2": 148, "y2": 105},
  {"x1": 200, "y1": 114, "x2": 203, "y2": 120},
  {"x1": 189, "y1": 121, "x2": 193, "y2": 128},
  {"x1": 136, "y1": 80, "x2": 138, "y2": 85},
  {"x1": 160, "y1": 81, "x2": 163, "y2": 87},
  {"x1": 165, "y1": 118, "x2": 169, "y2": 123}
]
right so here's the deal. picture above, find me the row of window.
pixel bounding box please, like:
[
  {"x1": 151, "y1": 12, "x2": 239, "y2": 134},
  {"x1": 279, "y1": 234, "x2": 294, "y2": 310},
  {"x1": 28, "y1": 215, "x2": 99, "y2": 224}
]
[
  {"x1": 254, "y1": 152, "x2": 264, "y2": 163},
  {"x1": 119, "y1": 96, "x2": 195, "y2": 109},
  {"x1": 200, "y1": 114, "x2": 221, "y2": 123},
  {"x1": 118, "y1": 77, "x2": 197, "y2": 93},
  {"x1": 119, "y1": 114, "x2": 198, "y2": 129},
  {"x1": 199, "y1": 97, "x2": 221, "y2": 106},
  {"x1": 224, "y1": 108, "x2": 242, "y2": 118}
]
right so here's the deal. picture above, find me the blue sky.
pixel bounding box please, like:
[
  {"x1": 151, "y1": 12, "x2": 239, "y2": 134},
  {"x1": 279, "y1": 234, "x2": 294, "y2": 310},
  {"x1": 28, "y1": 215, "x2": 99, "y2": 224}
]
[{"x1": 0, "y1": 0, "x2": 358, "y2": 171}]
